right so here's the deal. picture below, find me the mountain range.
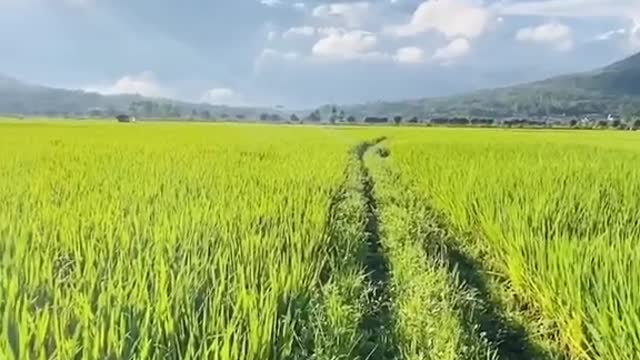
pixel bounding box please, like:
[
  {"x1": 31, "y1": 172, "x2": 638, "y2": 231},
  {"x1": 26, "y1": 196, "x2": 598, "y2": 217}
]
[
  {"x1": 0, "y1": 75, "x2": 276, "y2": 118},
  {"x1": 338, "y1": 51, "x2": 640, "y2": 119},
  {"x1": 2, "y1": 51, "x2": 640, "y2": 119}
]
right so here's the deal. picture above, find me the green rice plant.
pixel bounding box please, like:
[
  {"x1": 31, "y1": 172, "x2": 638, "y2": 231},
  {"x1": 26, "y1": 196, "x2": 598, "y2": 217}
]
[
  {"x1": 387, "y1": 128, "x2": 640, "y2": 359},
  {"x1": 364, "y1": 143, "x2": 500, "y2": 360},
  {"x1": 0, "y1": 121, "x2": 377, "y2": 359}
]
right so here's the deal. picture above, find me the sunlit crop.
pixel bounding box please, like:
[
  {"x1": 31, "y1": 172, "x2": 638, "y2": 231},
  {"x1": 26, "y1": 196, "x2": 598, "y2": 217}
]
[{"x1": 2, "y1": 122, "x2": 638, "y2": 360}]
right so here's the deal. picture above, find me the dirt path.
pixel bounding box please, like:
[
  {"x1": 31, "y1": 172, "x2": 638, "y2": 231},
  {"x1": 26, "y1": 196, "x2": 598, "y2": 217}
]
[{"x1": 356, "y1": 138, "x2": 398, "y2": 359}]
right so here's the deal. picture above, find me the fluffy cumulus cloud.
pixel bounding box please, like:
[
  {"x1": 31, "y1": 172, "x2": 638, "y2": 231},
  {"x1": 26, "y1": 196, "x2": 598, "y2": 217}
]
[
  {"x1": 386, "y1": 0, "x2": 490, "y2": 39},
  {"x1": 85, "y1": 71, "x2": 171, "y2": 98},
  {"x1": 516, "y1": 23, "x2": 573, "y2": 51},
  {"x1": 498, "y1": 0, "x2": 640, "y2": 48},
  {"x1": 433, "y1": 38, "x2": 471, "y2": 61},
  {"x1": 312, "y1": 2, "x2": 371, "y2": 28},
  {"x1": 393, "y1": 46, "x2": 426, "y2": 64},
  {"x1": 311, "y1": 28, "x2": 382, "y2": 60}
]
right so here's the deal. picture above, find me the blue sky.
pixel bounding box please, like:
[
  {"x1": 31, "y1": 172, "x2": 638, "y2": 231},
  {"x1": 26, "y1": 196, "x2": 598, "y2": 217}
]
[{"x1": 1, "y1": 0, "x2": 639, "y2": 108}]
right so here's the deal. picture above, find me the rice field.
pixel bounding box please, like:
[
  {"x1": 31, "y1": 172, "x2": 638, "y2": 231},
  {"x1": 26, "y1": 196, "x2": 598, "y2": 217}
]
[{"x1": 1, "y1": 121, "x2": 639, "y2": 359}]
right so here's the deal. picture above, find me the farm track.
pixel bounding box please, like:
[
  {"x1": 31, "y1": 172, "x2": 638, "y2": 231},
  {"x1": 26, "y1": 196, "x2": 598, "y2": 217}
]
[
  {"x1": 356, "y1": 138, "x2": 398, "y2": 359},
  {"x1": 423, "y1": 227, "x2": 545, "y2": 360},
  {"x1": 364, "y1": 139, "x2": 551, "y2": 360}
]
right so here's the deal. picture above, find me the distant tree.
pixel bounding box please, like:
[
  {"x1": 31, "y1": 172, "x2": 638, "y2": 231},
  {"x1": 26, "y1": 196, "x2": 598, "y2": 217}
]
[
  {"x1": 170, "y1": 106, "x2": 182, "y2": 118},
  {"x1": 308, "y1": 110, "x2": 322, "y2": 122},
  {"x1": 220, "y1": 113, "x2": 229, "y2": 119},
  {"x1": 201, "y1": 110, "x2": 212, "y2": 120},
  {"x1": 407, "y1": 116, "x2": 418, "y2": 123},
  {"x1": 364, "y1": 117, "x2": 388, "y2": 124},
  {"x1": 393, "y1": 116, "x2": 402, "y2": 125},
  {"x1": 236, "y1": 114, "x2": 246, "y2": 120},
  {"x1": 88, "y1": 108, "x2": 103, "y2": 117},
  {"x1": 338, "y1": 110, "x2": 345, "y2": 123},
  {"x1": 143, "y1": 101, "x2": 154, "y2": 116},
  {"x1": 290, "y1": 114, "x2": 300, "y2": 123},
  {"x1": 106, "y1": 106, "x2": 117, "y2": 117},
  {"x1": 330, "y1": 106, "x2": 337, "y2": 124},
  {"x1": 270, "y1": 114, "x2": 281, "y2": 122},
  {"x1": 346, "y1": 115, "x2": 356, "y2": 123},
  {"x1": 569, "y1": 119, "x2": 578, "y2": 128},
  {"x1": 151, "y1": 101, "x2": 160, "y2": 117},
  {"x1": 611, "y1": 119, "x2": 621, "y2": 128},
  {"x1": 128, "y1": 102, "x2": 140, "y2": 116},
  {"x1": 260, "y1": 113, "x2": 269, "y2": 121},
  {"x1": 633, "y1": 119, "x2": 640, "y2": 130},
  {"x1": 596, "y1": 120, "x2": 608, "y2": 129},
  {"x1": 161, "y1": 103, "x2": 173, "y2": 117}
]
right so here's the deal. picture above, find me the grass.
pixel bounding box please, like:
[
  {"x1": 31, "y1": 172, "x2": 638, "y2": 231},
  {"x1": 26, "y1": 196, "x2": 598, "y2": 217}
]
[
  {"x1": 385, "y1": 128, "x2": 640, "y2": 359},
  {"x1": 1, "y1": 121, "x2": 639, "y2": 359},
  {"x1": 0, "y1": 121, "x2": 379, "y2": 359}
]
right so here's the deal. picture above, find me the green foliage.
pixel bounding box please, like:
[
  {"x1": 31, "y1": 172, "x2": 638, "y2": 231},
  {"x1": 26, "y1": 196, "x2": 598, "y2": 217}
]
[
  {"x1": 2, "y1": 120, "x2": 639, "y2": 360},
  {"x1": 0, "y1": 120, "x2": 378, "y2": 359},
  {"x1": 387, "y1": 128, "x2": 640, "y2": 359},
  {"x1": 365, "y1": 149, "x2": 500, "y2": 360}
]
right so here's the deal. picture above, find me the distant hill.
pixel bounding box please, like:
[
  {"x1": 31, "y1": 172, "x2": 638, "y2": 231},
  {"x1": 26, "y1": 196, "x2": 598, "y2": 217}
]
[
  {"x1": 340, "y1": 52, "x2": 640, "y2": 119},
  {"x1": 0, "y1": 74, "x2": 277, "y2": 119},
  {"x1": 6, "y1": 51, "x2": 640, "y2": 120}
]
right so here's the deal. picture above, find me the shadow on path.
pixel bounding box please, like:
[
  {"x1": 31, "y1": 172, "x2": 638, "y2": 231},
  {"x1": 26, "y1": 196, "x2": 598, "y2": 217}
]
[{"x1": 356, "y1": 138, "x2": 398, "y2": 360}]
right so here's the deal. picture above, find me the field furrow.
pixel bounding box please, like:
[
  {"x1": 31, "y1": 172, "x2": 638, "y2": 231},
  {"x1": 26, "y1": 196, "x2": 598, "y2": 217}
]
[
  {"x1": 364, "y1": 141, "x2": 505, "y2": 360},
  {"x1": 385, "y1": 128, "x2": 640, "y2": 359},
  {"x1": 356, "y1": 138, "x2": 398, "y2": 359}
]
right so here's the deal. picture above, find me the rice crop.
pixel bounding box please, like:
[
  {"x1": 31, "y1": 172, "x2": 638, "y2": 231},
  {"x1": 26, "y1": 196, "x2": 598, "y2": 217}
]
[
  {"x1": 0, "y1": 121, "x2": 375, "y2": 359},
  {"x1": 2, "y1": 121, "x2": 639, "y2": 360},
  {"x1": 384, "y1": 128, "x2": 640, "y2": 359}
]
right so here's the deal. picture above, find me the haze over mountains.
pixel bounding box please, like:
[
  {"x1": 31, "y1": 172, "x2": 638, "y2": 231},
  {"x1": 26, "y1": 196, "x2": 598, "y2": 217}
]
[
  {"x1": 2, "y1": 51, "x2": 640, "y2": 119},
  {"x1": 340, "y1": 50, "x2": 640, "y2": 118},
  {"x1": 0, "y1": 74, "x2": 276, "y2": 118}
]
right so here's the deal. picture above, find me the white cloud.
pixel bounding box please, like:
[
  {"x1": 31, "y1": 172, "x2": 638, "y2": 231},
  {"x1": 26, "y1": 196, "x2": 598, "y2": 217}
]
[
  {"x1": 433, "y1": 38, "x2": 471, "y2": 61},
  {"x1": 516, "y1": 23, "x2": 573, "y2": 51},
  {"x1": 632, "y1": 17, "x2": 640, "y2": 45},
  {"x1": 386, "y1": 0, "x2": 490, "y2": 38},
  {"x1": 85, "y1": 71, "x2": 171, "y2": 98},
  {"x1": 259, "y1": 48, "x2": 300, "y2": 60},
  {"x1": 259, "y1": 0, "x2": 282, "y2": 7},
  {"x1": 498, "y1": 0, "x2": 640, "y2": 49},
  {"x1": 253, "y1": 48, "x2": 300, "y2": 73},
  {"x1": 594, "y1": 28, "x2": 626, "y2": 41},
  {"x1": 317, "y1": 27, "x2": 346, "y2": 36},
  {"x1": 283, "y1": 26, "x2": 316, "y2": 38},
  {"x1": 312, "y1": 2, "x2": 371, "y2": 28},
  {"x1": 393, "y1": 46, "x2": 426, "y2": 64},
  {"x1": 311, "y1": 29, "x2": 380, "y2": 60},
  {"x1": 201, "y1": 88, "x2": 242, "y2": 105},
  {"x1": 267, "y1": 31, "x2": 277, "y2": 41},
  {"x1": 292, "y1": 2, "x2": 306, "y2": 10},
  {"x1": 497, "y1": 0, "x2": 632, "y2": 18}
]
